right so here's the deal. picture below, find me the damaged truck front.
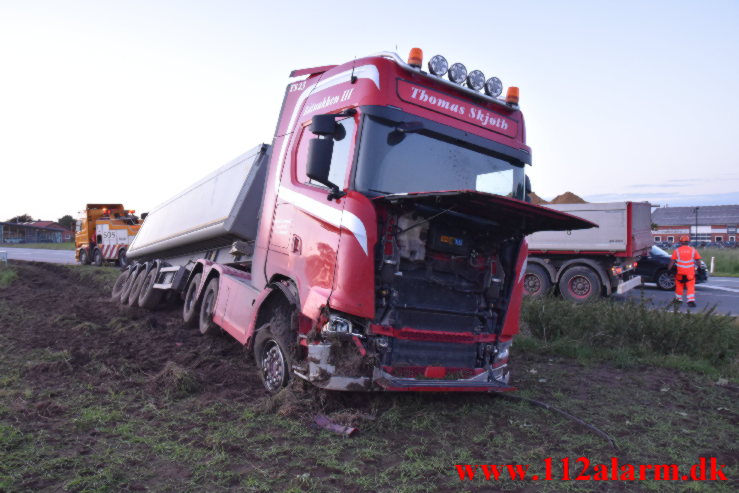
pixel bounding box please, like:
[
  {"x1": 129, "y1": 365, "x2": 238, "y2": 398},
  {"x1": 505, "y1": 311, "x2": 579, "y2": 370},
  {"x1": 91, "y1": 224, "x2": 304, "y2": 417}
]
[{"x1": 119, "y1": 49, "x2": 592, "y2": 394}]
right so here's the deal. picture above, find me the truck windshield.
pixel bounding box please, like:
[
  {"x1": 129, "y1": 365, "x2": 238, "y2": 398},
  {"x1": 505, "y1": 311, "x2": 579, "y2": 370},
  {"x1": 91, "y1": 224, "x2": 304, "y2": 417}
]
[{"x1": 355, "y1": 115, "x2": 526, "y2": 198}]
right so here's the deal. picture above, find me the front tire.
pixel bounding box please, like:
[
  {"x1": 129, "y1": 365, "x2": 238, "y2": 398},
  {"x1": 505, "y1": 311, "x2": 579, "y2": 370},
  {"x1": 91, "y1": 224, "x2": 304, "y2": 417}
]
[
  {"x1": 254, "y1": 304, "x2": 297, "y2": 394},
  {"x1": 559, "y1": 266, "x2": 601, "y2": 303},
  {"x1": 79, "y1": 249, "x2": 90, "y2": 265},
  {"x1": 656, "y1": 270, "x2": 675, "y2": 291}
]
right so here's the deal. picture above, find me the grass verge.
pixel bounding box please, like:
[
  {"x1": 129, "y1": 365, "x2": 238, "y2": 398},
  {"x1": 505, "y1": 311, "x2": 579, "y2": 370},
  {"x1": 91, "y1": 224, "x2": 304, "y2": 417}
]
[
  {"x1": 520, "y1": 296, "x2": 739, "y2": 379},
  {"x1": 0, "y1": 267, "x2": 17, "y2": 289}
]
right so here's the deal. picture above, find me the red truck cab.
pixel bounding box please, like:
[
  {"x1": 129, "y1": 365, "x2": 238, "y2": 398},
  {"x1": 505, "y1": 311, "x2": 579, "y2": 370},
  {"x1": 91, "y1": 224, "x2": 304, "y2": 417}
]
[{"x1": 122, "y1": 50, "x2": 592, "y2": 393}]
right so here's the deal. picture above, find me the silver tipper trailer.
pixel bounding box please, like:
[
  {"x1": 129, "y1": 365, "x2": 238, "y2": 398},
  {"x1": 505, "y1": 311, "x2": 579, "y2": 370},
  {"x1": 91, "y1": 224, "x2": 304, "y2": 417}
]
[
  {"x1": 115, "y1": 144, "x2": 270, "y2": 306},
  {"x1": 523, "y1": 201, "x2": 653, "y2": 302}
]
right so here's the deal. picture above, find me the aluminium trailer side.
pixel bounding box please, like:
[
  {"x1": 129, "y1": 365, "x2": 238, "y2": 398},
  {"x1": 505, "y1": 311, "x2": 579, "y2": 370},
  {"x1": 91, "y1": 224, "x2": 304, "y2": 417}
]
[
  {"x1": 117, "y1": 144, "x2": 270, "y2": 302},
  {"x1": 127, "y1": 144, "x2": 271, "y2": 267}
]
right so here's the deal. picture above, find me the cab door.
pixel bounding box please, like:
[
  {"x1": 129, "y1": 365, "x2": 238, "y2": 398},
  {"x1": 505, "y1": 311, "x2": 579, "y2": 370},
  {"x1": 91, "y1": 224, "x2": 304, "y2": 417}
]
[{"x1": 266, "y1": 113, "x2": 358, "y2": 317}]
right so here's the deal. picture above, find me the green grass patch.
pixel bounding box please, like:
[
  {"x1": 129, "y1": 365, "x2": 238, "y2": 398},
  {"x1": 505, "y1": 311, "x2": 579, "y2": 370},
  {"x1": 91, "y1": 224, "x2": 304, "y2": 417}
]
[
  {"x1": 0, "y1": 242, "x2": 75, "y2": 250},
  {"x1": 701, "y1": 247, "x2": 739, "y2": 277},
  {"x1": 0, "y1": 267, "x2": 17, "y2": 289},
  {"x1": 521, "y1": 296, "x2": 739, "y2": 378}
]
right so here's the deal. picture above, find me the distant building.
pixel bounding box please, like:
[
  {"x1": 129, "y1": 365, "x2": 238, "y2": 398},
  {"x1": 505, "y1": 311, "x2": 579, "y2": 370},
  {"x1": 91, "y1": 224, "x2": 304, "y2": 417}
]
[
  {"x1": 651, "y1": 205, "x2": 739, "y2": 244},
  {"x1": 28, "y1": 221, "x2": 74, "y2": 242},
  {"x1": 0, "y1": 221, "x2": 68, "y2": 244}
]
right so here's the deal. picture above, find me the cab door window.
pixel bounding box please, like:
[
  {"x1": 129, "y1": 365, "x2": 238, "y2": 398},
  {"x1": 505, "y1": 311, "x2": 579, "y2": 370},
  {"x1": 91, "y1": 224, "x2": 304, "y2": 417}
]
[{"x1": 295, "y1": 115, "x2": 357, "y2": 189}]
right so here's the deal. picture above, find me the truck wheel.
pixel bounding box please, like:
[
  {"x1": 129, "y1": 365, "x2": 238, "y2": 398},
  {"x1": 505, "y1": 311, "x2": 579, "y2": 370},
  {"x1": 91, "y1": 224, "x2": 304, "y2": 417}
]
[
  {"x1": 127, "y1": 268, "x2": 147, "y2": 307},
  {"x1": 254, "y1": 305, "x2": 297, "y2": 394},
  {"x1": 523, "y1": 264, "x2": 552, "y2": 297},
  {"x1": 182, "y1": 273, "x2": 202, "y2": 327},
  {"x1": 559, "y1": 266, "x2": 601, "y2": 303},
  {"x1": 117, "y1": 249, "x2": 129, "y2": 267},
  {"x1": 119, "y1": 266, "x2": 140, "y2": 304},
  {"x1": 79, "y1": 249, "x2": 90, "y2": 265},
  {"x1": 111, "y1": 269, "x2": 131, "y2": 300},
  {"x1": 138, "y1": 265, "x2": 163, "y2": 309},
  {"x1": 198, "y1": 277, "x2": 220, "y2": 336},
  {"x1": 656, "y1": 270, "x2": 675, "y2": 291},
  {"x1": 93, "y1": 248, "x2": 103, "y2": 267}
]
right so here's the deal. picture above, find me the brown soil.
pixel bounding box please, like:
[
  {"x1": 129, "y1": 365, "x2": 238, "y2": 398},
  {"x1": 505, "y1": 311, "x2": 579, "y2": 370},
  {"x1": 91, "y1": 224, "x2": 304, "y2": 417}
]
[
  {"x1": 527, "y1": 192, "x2": 549, "y2": 205},
  {"x1": 550, "y1": 191, "x2": 587, "y2": 204}
]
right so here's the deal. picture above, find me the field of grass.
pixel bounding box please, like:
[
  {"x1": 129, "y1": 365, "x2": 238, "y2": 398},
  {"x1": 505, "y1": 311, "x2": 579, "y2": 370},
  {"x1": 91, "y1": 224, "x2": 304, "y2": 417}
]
[
  {"x1": 0, "y1": 266, "x2": 17, "y2": 289},
  {"x1": 701, "y1": 248, "x2": 739, "y2": 277},
  {"x1": 520, "y1": 296, "x2": 739, "y2": 380},
  {"x1": 0, "y1": 242, "x2": 75, "y2": 250},
  {"x1": 0, "y1": 262, "x2": 736, "y2": 491}
]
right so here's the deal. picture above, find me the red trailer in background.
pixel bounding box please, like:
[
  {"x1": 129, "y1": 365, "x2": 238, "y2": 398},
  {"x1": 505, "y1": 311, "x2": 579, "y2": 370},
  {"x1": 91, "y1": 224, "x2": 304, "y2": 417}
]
[{"x1": 115, "y1": 49, "x2": 593, "y2": 394}]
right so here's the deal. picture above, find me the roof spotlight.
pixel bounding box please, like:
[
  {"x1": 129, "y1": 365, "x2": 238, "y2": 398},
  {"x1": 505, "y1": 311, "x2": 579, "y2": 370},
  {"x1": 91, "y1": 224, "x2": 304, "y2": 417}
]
[
  {"x1": 484, "y1": 77, "x2": 503, "y2": 97},
  {"x1": 448, "y1": 63, "x2": 467, "y2": 85},
  {"x1": 428, "y1": 55, "x2": 448, "y2": 76},
  {"x1": 466, "y1": 70, "x2": 485, "y2": 91}
]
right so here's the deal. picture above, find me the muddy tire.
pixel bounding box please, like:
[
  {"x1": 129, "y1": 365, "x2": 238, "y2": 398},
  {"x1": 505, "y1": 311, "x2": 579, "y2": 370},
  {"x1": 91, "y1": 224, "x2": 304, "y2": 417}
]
[
  {"x1": 182, "y1": 273, "x2": 202, "y2": 327},
  {"x1": 117, "y1": 248, "x2": 129, "y2": 268},
  {"x1": 523, "y1": 264, "x2": 552, "y2": 297},
  {"x1": 93, "y1": 248, "x2": 103, "y2": 267},
  {"x1": 198, "y1": 277, "x2": 220, "y2": 336},
  {"x1": 559, "y1": 266, "x2": 601, "y2": 303},
  {"x1": 138, "y1": 265, "x2": 163, "y2": 309},
  {"x1": 79, "y1": 249, "x2": 90, "y2": 265},
  {"x1": 254, "y1": 304, "x2": 297, "y2": 394},
  {"x1": 111, "y1": 269, "x2": 131, "y2": 300},
  {"x1": 119, "y1": 267, "x2": 140, "y2": 304},
  {"x1": 656, "y1": 270, "x2": 675, "y2": 291},
  {"x1": 127, "y1": 268, "x2": 147, "y2": 307}
]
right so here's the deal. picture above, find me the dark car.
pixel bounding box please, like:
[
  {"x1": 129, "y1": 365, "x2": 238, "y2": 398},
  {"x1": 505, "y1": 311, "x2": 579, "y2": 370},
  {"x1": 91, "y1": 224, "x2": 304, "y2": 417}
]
[{"x1": 635, "y1": 245, "x2": 709, "y2": 290}]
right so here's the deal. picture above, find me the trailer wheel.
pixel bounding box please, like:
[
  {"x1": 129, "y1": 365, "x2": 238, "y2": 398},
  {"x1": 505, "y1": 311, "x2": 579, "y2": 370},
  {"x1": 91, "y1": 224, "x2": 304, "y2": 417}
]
[
  {"x1": 198, "y1": 278, "x2": 220, "y2": 336},
  {"x1": 138, "y1": 265, "x2": 163, "y2": 309},
  {"x1": 127, "y1": 268, "x2": 147, "y2": 307},
  {"x1": 182, "y1": 273, "x2": 202, "y2": 327},
  {"x1": 93, "y1": 248, "x2": 103, "y2": 267},
  {"x1": 119, "y1": 266, "x2": 140, "y2": 304},
  {"x1": 559, "y1": 266, "x2": 601, "y2": 303},
  {"x1": 117, "y1": 248, "x2": 129, "y2": 268},
  {"x1": 111, "y1": 269, "x2": 131, "y2": 300},
  {"x1": 656, "y1": 270, "x2": 675, "y2": 291},
  {"x1": 523, "y1": 264, "x2": 552, "y2": 297},
  {"x1": 79, "y1": 249, "x2": 90, "y2": 265},
  {"x1": 254, "y1": 305, "x2": 297, "y2": 394}
]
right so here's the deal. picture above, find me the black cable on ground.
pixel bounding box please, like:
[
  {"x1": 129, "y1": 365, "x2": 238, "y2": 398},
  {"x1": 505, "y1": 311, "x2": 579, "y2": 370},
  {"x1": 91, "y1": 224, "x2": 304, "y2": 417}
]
[{"x1": 494, "y1": 393, "x2": 619, "y2": 450}]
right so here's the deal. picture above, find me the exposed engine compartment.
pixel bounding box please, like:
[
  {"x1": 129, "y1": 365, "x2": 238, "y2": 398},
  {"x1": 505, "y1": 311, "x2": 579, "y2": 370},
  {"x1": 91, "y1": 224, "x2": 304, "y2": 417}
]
[{"x1": 372, "y1": 199, "x2": 523, "y2": 373}]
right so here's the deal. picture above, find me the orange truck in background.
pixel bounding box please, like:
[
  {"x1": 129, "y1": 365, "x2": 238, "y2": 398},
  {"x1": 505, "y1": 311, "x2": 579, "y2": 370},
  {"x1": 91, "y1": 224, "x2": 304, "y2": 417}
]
[{"x1": 75, "y1": 204, "x2": 141, "y2": 267}]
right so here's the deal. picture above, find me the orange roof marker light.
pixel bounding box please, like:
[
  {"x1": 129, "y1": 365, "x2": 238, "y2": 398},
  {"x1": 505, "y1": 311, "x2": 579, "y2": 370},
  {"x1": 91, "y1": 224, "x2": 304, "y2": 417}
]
[
  {"x1": 407, "y1": 48, "x2": 423, "y2": 68},
  {"x1": 129, "y1": 210, "x2": 136, "y2": 214},
  {"x1": 506, "y1": 86, "x2": 520, "y2": 106}
]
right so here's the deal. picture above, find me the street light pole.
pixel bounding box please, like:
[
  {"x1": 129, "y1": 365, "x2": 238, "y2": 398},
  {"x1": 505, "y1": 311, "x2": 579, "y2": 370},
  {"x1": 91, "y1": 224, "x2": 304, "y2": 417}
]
[{"x1": 693, "y1": 207, "x2": 699, "y2": 243}]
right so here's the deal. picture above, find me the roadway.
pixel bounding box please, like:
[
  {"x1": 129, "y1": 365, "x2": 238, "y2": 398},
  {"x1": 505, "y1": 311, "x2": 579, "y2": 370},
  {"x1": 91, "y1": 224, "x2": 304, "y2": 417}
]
[
  {"x1": 1, "y1": 247, "x2": 76, "y2": 265},
  {"x1": 619, "y1": 276, "x2": 739, "y2": 316}
]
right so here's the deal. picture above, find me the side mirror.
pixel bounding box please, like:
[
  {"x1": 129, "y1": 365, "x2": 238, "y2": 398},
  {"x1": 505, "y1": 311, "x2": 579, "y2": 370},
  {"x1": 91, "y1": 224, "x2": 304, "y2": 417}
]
[{"x1": 306, "y1": 138, "x2": 334, "y2": 185}]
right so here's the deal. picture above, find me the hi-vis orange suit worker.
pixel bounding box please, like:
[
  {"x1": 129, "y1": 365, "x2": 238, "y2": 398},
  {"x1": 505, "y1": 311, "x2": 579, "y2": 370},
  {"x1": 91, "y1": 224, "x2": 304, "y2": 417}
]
[{"x1": 668, "y1": 235, "x2": 701, "y2": 307}]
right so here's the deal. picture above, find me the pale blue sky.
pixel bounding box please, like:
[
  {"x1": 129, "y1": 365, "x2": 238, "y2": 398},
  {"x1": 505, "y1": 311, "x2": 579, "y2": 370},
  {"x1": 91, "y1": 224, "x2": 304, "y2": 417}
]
[{"x1": 1, "y1": 0, "x2": 738, "y2": 220}]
